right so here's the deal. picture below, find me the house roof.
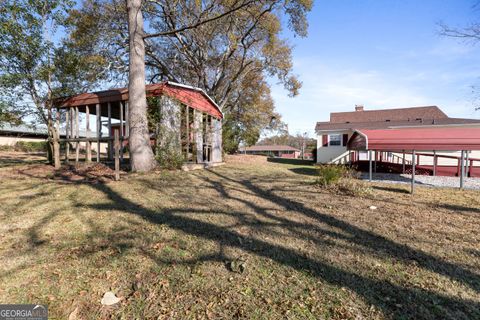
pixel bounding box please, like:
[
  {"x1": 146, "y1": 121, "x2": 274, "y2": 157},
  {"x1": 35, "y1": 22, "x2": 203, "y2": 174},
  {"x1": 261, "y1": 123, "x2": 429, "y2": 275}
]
[
  {"x1": 0, "y1": 123, "x2": 88, "y2": 137},
  {"x1": 54, "y1": 81, "x2": 223, "y2": 119},
  {"x1": 239, "y1": 145, "x2": 300, "y2": 152},
  {"x1": 347, "y1": 128, "x2": 480, "y2": 151},
  {"x1": 330, "y1": 106, "x2": 447, "y2": 123},
  {"x1": 315, "y1": 117, "x2": 480, "y2": 132},
  {"x1": 0, "y1": 124, "x2": 48, "y2": 136}
]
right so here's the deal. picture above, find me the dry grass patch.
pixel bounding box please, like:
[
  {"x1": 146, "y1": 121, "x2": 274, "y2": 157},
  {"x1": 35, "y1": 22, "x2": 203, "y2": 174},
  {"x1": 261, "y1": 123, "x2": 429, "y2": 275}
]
[
  {"x1": 0, "y1": 156, "x2": 479, "y2": 319},
  {"x1": 0, "y1": 151, "x2": 47, "y2": 168}
]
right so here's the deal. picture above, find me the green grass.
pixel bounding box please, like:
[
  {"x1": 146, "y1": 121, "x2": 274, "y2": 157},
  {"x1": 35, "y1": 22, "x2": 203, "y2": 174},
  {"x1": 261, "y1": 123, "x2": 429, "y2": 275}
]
[{"x1": 0, "y1": 156, "x2": 479, "y2": 319}]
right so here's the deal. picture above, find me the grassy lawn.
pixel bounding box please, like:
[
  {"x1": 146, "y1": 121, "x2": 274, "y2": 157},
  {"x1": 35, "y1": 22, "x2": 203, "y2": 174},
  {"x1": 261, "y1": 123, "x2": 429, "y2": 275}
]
[
  {"x1": 0, "y1": 151, "x2": 47, "y2": 168},
  {"x1": 0, "y1": 154, "x2": 479, "y2": 319}
]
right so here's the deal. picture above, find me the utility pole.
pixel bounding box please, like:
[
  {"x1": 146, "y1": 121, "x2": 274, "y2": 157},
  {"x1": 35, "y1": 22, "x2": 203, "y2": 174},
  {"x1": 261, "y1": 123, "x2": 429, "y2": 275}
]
[{"x1": 301, "y1": 132, "x2": 307, "y2": 160}]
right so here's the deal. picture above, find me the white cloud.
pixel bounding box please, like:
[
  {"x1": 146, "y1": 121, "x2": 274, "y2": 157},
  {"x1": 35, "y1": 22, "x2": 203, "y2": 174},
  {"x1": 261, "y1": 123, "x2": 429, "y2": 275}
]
[{"x1": 270, "y1": 58, "x2": 480, "y2": 137}]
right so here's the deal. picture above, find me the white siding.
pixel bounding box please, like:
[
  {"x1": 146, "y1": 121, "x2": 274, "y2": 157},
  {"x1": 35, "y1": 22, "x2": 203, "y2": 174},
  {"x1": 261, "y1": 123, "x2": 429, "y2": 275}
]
[{"x1": 316, "y1": 130, "x2": 352, "y2": 164}]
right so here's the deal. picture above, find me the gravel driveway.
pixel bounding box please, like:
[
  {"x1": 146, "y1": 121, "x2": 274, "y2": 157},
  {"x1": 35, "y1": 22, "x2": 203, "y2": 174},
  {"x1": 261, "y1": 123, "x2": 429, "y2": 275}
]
[{"x1": 360, "y1": 172, "x2": 480, "y2": 190}]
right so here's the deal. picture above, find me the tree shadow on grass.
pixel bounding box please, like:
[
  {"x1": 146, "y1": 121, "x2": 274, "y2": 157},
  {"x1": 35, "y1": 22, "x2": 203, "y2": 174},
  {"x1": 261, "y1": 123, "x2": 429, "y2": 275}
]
[
  {"x1": 438, "y1": 203, "x2": 480, "y2": 214},
  {"x1": 372, "y1": 185, "x2": 410, "y2": 194},
  {"x1": 208, "y1": 170, "x2": 480, "y2": 290},
  {"x1": 5, "y1": 163, "x2": 478, "y2": 318},
  {"x1": 267, "y1": 158, "x2": 314, "y2": 166},
  {"x1": 288, "y1": 167, "x2": 318, "y2": 176},
  {"x1": 81, "y1": 170, "x2": 480, "y2": 319}
]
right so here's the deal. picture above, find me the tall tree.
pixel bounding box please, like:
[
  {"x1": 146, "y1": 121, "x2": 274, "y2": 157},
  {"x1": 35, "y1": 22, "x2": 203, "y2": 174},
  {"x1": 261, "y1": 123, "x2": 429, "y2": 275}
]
[
  {"x1": 0, "y1": 101, "x2": 22, "y2": 127},
  {"x1": 143, "y1": 0, "x2": 311, "y2": 151},
  {"x1": 0, "y1": 0, "x2": 106, "y2": 164},
  {"x1": 126, "y1": 0, "x2": 156, "y2": 171},
  {"x1": 222, "y1": 68, "x2": 284, "y2": 152},
  {"x1": 69, "y1": 0, "x2": 312, "y2": 166}
]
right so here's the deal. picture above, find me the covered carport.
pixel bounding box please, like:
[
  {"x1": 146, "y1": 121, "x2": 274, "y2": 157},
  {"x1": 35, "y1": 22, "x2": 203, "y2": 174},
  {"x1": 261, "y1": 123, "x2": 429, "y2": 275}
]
[{"x1": 347, "y1": 128, "x2": 480, "y2": 193}]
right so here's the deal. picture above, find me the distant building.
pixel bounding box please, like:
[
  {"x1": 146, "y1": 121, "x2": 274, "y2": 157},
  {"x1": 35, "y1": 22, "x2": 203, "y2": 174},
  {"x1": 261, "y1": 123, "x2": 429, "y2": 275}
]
[
  {"x1": 0, "y1": 123, "x2": 107, "y2": 152},
  {"x1": 0, "y1": 124, "x2": 49, "y2": 146},
  {"x1": 303, "y1": 152, "x2": 314, "y2": 160},
  {"x1": 239, "y1": 145, "x2": 300, "y2": 158}
]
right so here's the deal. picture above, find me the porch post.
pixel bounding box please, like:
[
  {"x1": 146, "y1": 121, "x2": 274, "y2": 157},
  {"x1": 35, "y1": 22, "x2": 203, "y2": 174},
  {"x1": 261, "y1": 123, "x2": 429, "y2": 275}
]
[
  {"x1": 108, "y1": 102, "x2": 113, "y2": 160},
  {"x1": 120, "y1": 101, "x2": 124, "y2": 161},
  {"x1": 69, "y1": 108, "x2": 74, "y2": 162},
  {"x1": 402, "y1": 151, "x2": 405, "y2": 174},
  {"x1": 65, "y1": 108, "x2": 70, "y2": 163},
  {"x1": 460, "y1": 150, "x2": 465, "y2": 190},
  {"x1": 411, "y1": 150, "x2": 416, "y2": 194},
  {"x1": 54, "y1": 110, "x2": 61, "y2": 169},
  {"x1": 96, "y1": 103, "x2": 101, "y2": 162},
  {"x1": 374, "y1": 151, "x2": 377, "y2": 173},
  {"x1": 369, "y1": 150, "x2": 373, "y2": 182},
  {"x1": 194, "y1": 110, "x2": 203, "y2": 163},
  {"x1": 75, "y1": 106, "x2": 80, "y2": 165},
  {"x1": 186, "y1": 106, "x2": 190, "y2": 160},
  {"x1": 433, "y1": 150, "x2": 437, "y2": 176},
  {"x1": 125, "y1": 102, "x2": 129, "y2": 138},
  {"x1": 465, "y1": 150, "x2": 470, "y2": 178},
  {"x1": 85, "y1": 105, "x2": 91, "y2": 162}
]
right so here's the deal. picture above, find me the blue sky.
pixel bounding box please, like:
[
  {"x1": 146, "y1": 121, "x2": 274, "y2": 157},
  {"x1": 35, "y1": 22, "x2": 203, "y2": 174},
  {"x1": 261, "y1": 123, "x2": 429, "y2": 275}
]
[{"x1": 270, "y1": 0, "x2": 480, "y2": 137}]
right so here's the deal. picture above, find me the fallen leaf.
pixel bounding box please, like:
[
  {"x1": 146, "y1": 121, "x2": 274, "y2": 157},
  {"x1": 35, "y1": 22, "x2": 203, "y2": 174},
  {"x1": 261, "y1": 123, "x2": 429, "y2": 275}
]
[
  {"x1": 101, "y1": 291, "x2": 121, "y2": 306},
  {"x1": 68, "y1": 307, "x2": 80, "y2": 320}
]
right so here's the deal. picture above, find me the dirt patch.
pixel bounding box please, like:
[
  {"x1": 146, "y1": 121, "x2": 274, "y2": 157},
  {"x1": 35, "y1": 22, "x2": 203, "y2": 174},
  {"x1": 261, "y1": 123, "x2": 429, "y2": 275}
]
[
  {"x1": 224, "y1": 154, "x2": 268, "y2": 164},
  {"x1": 0, "y1": 151, "x2": 47, "y2": 168},
  {"x1": 54, "y1": 163, "x2": 125, "y2": 183},
  {"x1": 0, "y1": 158, "x2": 124, "y2": 183},
  {"x1": 0, "y1": 164, "x2": 54, "y2": 180}
]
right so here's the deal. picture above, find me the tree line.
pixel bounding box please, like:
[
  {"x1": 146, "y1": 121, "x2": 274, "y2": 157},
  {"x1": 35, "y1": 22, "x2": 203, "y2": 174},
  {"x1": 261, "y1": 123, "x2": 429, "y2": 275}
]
[{"x1": 0, "y1": 0, "x2": 313, "y2": 171}]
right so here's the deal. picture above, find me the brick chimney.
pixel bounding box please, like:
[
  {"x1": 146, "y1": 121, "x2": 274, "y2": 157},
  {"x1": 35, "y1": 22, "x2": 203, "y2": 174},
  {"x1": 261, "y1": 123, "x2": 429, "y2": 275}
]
[{"x1": 355, "y1": 104, "x2": 364, "y2": 112}]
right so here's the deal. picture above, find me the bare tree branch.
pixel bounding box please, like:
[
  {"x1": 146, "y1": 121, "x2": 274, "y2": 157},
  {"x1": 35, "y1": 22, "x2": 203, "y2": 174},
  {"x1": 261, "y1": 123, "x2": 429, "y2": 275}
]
[{"x1": 143, "y1": 0, "x2": 259, "y2": 39}]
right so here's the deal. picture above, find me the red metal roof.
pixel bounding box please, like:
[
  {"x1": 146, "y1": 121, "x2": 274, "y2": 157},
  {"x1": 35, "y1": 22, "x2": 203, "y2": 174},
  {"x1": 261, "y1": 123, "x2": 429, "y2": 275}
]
[
  {"x1": 347, "y1": 128, "x2": 480, "y2": 151},
  {"x1": 54, "y1": 81, "x2": 222, "y2": 119},
  {"x1": 315, "y1": 117, "x2": 480, "y2": 131}
]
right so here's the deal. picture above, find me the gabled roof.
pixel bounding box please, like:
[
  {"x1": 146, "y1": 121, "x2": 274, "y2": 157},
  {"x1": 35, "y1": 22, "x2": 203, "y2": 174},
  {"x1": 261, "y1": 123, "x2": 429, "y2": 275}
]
[
  {"x1": 54, "y1": 81, "x2": 223, "y2": 119},
  {"x1": 330, "y1": 106, "x2": 447, "y2": 123},
  {"x1": 347, "y1": 128, "x2": 480, "y2": 151},
  {"x1": 315, "y1": 117, "x2": 480, "y2": 132},
  {"x1": 239, "y1": 145, "x2": 300, "y2": 152}
]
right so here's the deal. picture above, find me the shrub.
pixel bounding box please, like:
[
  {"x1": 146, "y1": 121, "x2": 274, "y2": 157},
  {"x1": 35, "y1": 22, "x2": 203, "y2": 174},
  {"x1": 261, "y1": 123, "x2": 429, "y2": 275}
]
[
  {"x1": 0, "y1": 145, "x2": 14, "y2": 151},
  {"x1": 156, "y1": 148, "x2": 184, "y2": 170},
  {"x1": 336, "y1": 178, "x2": 373, "y2": 197},
  {"x1": 316, "y1": 165, "x2": 348, "y2": 187},
  {"x1": 14, "y1": 141, "x2": 48, "y2": 152},
  {"x1": 316, "y1": 165, "x2": 372, "y2": 196}
]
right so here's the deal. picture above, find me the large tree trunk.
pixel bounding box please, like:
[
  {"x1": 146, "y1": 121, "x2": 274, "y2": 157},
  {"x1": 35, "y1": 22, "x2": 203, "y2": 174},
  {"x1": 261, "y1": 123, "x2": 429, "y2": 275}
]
[{"x1": 126, "y1": 0, "x2": 156, "y2": 172}]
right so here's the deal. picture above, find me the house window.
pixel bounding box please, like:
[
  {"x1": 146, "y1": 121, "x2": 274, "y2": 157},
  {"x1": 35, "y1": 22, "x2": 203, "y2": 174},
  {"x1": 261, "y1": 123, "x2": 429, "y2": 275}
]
[{"x1": 329, "y1": 134, "x2": 342, "y2": 146}]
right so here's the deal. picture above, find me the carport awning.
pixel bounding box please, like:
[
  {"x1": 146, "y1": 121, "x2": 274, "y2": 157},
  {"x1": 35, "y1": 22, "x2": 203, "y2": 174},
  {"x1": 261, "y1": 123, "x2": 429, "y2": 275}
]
[{"x1": 347, "y1": 128, "x2": 480, "y2": 151}]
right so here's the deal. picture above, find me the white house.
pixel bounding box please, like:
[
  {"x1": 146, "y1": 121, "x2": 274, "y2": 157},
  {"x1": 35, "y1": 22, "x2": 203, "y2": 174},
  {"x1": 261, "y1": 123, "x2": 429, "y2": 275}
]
[{"x1": 315, "y1": 105, "x2": 480, "y2": 165}]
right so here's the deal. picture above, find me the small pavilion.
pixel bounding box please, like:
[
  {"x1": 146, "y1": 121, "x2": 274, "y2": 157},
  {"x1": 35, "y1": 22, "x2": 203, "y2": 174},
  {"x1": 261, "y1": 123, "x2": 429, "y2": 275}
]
[{"x1": 52, "y1": 81, "x2": 223, "y2": 168}]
